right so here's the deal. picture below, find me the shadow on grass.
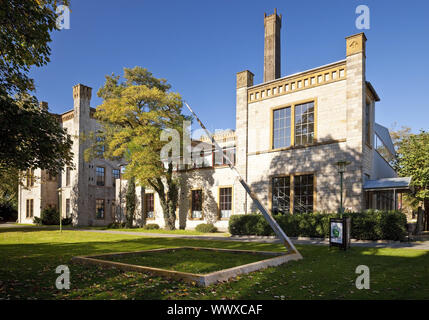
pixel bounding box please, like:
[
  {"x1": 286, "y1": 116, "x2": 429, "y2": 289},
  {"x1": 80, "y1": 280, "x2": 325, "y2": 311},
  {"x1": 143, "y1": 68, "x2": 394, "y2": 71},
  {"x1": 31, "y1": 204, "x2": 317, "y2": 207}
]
[{"x1": 0, "y1": 230, "x2": 428, "y2": 300}]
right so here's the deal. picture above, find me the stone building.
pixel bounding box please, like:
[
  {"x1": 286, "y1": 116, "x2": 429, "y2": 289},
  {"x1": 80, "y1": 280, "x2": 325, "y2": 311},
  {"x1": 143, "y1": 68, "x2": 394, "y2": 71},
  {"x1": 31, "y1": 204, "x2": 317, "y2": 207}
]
[
  {"x1": 18, "y1": 10, "x2": 410, "y2": 229},
  {"x1": 18, "y1": 84, "x2": 122, "y2": 226}
]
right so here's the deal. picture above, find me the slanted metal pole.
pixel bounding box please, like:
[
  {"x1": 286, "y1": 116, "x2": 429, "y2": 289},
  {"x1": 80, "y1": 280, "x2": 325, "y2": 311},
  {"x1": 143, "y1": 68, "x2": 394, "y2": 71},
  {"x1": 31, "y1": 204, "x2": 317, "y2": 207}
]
[{"x1": 184, "y1": 102, "x2": 301, "y2": 256}]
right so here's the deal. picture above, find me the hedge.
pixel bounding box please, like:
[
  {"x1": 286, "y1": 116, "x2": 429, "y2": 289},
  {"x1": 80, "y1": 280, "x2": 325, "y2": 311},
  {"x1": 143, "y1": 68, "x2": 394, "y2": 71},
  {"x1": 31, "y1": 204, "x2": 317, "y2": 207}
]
[
  {"x1": 33, "y1": 208, "x2": 73, "y2": 226},
  {"x1": 228, "y1": 210, "x2": 408, "y2": 241},
  {"x1": 195, "y1": 223, "x2": 218, "y2": 233}
]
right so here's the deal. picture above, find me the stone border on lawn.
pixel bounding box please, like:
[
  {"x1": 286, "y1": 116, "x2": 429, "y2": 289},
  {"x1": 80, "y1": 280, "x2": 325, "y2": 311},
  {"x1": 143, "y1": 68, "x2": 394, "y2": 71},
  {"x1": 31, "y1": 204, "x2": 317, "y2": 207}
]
[{"x1": 71, "y1": 246, "x2": 302, "y2": 287}]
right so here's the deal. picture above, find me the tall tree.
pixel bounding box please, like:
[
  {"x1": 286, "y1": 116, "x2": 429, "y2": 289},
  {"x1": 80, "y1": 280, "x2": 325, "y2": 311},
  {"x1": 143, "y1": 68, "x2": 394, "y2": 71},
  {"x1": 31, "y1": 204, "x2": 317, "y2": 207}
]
[
  {"x1": 87, "y1": 67, "x2": 190, "y2": 230},
  {"x1": 0, "y1": 0, "x2": 73, "y2": 173},
  {"x1": 395, "y1": 131, "x2": 429, "y2": 215},
  {"x1": 125, "y1": 177, "x2": 136, "y2": 228}
]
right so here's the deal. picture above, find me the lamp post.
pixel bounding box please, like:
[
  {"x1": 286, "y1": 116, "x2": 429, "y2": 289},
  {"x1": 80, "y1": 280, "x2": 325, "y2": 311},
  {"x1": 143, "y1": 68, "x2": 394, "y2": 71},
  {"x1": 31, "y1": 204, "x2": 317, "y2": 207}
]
[
  {"x1": 336, "y1": 160, "x2": 350, "y2": 215},
  {"x1": 57, "y1": 187, "x2": 63, "y2": 233}
]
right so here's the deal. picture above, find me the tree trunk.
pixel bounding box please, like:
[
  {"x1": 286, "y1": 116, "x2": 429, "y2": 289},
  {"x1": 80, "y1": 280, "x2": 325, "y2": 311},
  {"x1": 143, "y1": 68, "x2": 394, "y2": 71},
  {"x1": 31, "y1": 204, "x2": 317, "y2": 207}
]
[
  {"x1": 414, "y1": 206, "x2": 424, "y2": 235},
  {"x1": 424, "y1": 199, "x2": 429, "y2": 231}
]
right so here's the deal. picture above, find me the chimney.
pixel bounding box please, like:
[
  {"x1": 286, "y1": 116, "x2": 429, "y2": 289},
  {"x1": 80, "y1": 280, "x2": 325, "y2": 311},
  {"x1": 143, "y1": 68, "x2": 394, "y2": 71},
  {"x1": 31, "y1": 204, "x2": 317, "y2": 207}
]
[
  {"x1": 72, "y1": 84, "x2": 92, "y2": 116},
  {"x1": 263, "y1": 9, "x2": 282, "y2": 82}
]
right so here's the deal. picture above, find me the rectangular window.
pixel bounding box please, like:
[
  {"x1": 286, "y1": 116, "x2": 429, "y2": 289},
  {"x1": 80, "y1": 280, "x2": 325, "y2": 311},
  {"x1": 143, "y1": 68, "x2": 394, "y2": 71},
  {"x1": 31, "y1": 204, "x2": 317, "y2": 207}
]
[
  {"x1": 26, "y1": 169, "x2": 35, "y2": 187},
  {"x1": 26, "y1": 199, "x2": 34, "y2": 218},
  {"x1": 95, "y1": 199, "x2": 105, "y2": 219},
  {"x1": 219, "y1": 187, "x2": 232, "y2": 218},
  {"x1": 223, "y1": 147, "x2": 236, "y2": 165},
  {"x1": 273, "y1": 107, "x2": 292, "y2": 149},
  {"x1": 145, "y1": 193, "x2": 155, "y2": 219},
  {"x1": 294, "y1": 174, "x2": 314, "y2": 214},
  {"x1": 294, "y1": 102, "x2": 314, "y2": 146},
  {"x1": 65, "y1": 199, "x2": 70, "y2": 217},
  {"x1": 112, "y1": 169, "x2": 120, "y2": 185},
  {"x1": 96, "y1": 167, "x2": 105, "y2": 186},
  {"x1": 66, "y1": 167, "x2": 71, "y2": 186},
  {"x1": 96, "y1": 136, "x2": 105, "y2": 157},
  {"x1": 272, "y1": 176, "x2": 291, "y2": 214},
  {"x1": 365, "y1": 102, "x2": 371, "y2": 145},
  {"x1": 191, "y1": 189, "x2": 203, "y2": 219}
]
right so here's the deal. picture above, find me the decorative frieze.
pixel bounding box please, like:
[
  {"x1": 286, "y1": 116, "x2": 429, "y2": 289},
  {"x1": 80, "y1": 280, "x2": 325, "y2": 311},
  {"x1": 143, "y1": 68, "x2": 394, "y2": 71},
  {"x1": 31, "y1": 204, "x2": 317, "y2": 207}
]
[{"x1": 248, "y1": 61, "x2": 346, "y2": 103}]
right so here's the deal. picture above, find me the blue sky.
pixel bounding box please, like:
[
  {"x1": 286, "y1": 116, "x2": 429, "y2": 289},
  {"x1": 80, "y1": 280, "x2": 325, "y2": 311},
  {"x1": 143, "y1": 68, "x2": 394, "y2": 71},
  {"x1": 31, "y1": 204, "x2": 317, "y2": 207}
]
[{"x1": 29, "y1": 0, "x2": 429, "y2": 133}]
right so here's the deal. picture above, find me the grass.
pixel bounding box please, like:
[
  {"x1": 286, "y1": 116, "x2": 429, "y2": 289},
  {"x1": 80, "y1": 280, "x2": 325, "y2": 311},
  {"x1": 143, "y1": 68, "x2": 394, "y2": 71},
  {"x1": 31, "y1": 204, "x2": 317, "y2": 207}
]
[
  {"x1": 94, "y1": 227, "x2": 230, "y2": 236},
  {"x1": 0, "y1": 227, "x2": 428, "y2": 300},
  {"x1": 103, "y1": 248, "x2": 270, "y2": 274}
]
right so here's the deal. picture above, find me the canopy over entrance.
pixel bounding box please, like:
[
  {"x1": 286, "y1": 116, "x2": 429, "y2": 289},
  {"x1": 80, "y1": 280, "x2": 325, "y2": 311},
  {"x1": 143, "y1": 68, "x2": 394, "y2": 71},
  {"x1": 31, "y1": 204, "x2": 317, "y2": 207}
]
[{"x1": 363, "y1": 177, "x2": 412, "y2": 211}]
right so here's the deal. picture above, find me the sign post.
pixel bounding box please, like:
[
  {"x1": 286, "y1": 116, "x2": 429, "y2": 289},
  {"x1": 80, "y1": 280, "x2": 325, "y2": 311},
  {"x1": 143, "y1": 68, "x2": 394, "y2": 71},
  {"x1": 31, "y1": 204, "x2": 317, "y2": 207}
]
[{"x1": 329, "y1": 217, "x2": 351, "y2": 250}]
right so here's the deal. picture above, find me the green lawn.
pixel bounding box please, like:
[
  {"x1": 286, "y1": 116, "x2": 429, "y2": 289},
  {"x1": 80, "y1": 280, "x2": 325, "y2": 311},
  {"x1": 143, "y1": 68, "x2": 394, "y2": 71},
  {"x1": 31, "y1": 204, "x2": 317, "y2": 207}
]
[
  {"x1": 0, "y1": 227, "x2": 428, "y2": 300},
  {"x1": 89, "y1": 227, "x2": 230, "y2": 236},
  {"x1": 103, "y1": 248, "x2": 270, "y2": 274}
]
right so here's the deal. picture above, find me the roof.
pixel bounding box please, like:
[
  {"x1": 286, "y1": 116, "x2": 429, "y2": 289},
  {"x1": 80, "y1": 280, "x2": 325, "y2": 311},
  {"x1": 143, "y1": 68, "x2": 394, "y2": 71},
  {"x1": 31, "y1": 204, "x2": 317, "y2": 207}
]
[
  {"x1": 363, "y1": 177, "x2": 412, "y2": 191},
  {"x1": 366, "y1": 81, "x2": 380, "y2": 101},
  {"x1": 374, "y1": 123, "x2": 396, "y2": 156}
]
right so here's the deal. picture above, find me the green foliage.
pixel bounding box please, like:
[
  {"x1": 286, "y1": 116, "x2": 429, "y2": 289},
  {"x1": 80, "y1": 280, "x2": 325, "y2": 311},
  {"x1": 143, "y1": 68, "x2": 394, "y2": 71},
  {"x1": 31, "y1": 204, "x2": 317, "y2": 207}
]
[
  {"x1": 195, "y1": 223, "x2": 218, "y2": 233},
  {"x1": 61, "y1": 216, "x2": 73, "y2": 226},
  {"x1": 0, "y1": 0, "x2": 69, "y2": 95},
  {"x1": 0, "y1": 1, "x2": 73, "y2": 173},
  {"x1": 395, "y1": 131, "x2": 429, "y2": 202},
  {"x1": 229, "y1": 211, "x2": 408, "y2": 241},
  {"x1": 36, "y1": 208, "x2": 72, "y2": 226},
  {"x1": 0, "y1": 94, "x2": 74, "y2": 173},
  {"x1": 88, "y1": 66, "x2": 191, "y2": 230},
  {"x1": 143, "y1": 223, "x2": 160, "y2": 230},
  {"x1": 33, "y1": 216, "x2": 42, "y2": 225},
  {"x1": 40, "y1": 208, "x2": 60, "y2": 225},
  {"x1": 107, "y1": 222, "x2": 127, "y2": 229},
  {"x1": 0, "y1": 202, "x2": 18, "y2": 222},
  {"x1": 0, "y1": 167, "x2": 19, "y2": 210},
  {"x1": 125, "y1": 177, "x2": 136, "y2": 228}
]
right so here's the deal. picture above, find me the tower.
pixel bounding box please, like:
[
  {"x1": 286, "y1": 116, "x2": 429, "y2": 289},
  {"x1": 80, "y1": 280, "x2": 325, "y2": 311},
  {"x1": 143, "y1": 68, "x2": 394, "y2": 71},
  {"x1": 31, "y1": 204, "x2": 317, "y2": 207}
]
[{"x1": 263, "y1": 8, "x2": 282, "y2": 82}]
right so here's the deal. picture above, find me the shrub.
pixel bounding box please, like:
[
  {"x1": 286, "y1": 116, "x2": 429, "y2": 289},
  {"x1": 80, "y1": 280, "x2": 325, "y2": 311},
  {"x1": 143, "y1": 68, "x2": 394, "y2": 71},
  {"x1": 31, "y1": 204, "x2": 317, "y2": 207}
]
[
  {"x1": 107, "y1": 222, "x2": 126, "y2": 229},
  {"x1": 33, "y1": 216, "x2": 42, "y2": 225},
  {"x1": 143, "y1": 223, "x2": 160, "y2": 230},
  {"x1": 61, "y1": 217, "x2": 73, "y2": 226},
  {"x1": 195, "y1": 223, "x2": 218, "y2": 233},
  {"x1": 228, "y1": 211, "x2": 408, "y2": 241},
  {"x1": 40, "y1": 208, "x2": 60, "y2": 225},
  {"x1": 0, "y1": 202, "x2": 17, "y2": 222}
]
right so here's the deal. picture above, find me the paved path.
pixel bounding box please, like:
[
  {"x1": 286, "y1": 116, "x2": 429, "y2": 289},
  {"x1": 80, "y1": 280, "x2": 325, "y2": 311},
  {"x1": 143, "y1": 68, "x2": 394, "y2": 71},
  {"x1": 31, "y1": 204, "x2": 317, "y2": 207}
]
[
  {"x1": 0, "y1": 223, "x2": 28, "y2": 228},
  {"x1": 76, "y1": 229, "x2": 429, "y2": 250}
]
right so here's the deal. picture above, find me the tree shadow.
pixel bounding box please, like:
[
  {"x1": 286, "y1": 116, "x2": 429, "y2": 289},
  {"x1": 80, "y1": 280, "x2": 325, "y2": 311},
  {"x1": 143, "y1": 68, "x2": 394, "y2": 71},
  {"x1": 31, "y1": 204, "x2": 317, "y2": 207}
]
[{"x1": 247, "y1": 134, "x2": 363, "y2": 214}]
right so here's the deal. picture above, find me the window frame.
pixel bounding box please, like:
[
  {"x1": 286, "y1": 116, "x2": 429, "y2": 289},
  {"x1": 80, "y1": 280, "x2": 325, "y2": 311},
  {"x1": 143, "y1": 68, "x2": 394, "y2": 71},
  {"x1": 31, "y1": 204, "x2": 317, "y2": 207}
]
[
  {"x1": 95, "y1": 199, "x2": 105, "y2": 220},
  {"x1": 271, "y1": 176, "x2": 291, "y2": 215},
  {"x1": 270, "y1": 99, "x2": 317, "y2": 151},
  {"x1": 66, "y1": 167, "x2": 71, "y2": 186},
  {"x1": 112, "y1": 169, "x2": 120, "y2": 186},
  {"x1": 65, "y1": 198, "x2": 71, "y2": 217},
  {"x1": 269, "y1": 172, "x2": 316, "y2": 214},
  {"x1": 218, "y1": 186, "x2": 233, "y2": 220},
  {"x1": 26, "y1": 199, "x2": 34, "y2": 218},
  {"x1": 189, "y1": 189, "x2": 203, "y2": 220},
  {"x1": 144, "y1": 192, "x2": 155, "y2": 220},
  {"x1": 96, "y1": 166, "x2": 105, "y2": 186}
]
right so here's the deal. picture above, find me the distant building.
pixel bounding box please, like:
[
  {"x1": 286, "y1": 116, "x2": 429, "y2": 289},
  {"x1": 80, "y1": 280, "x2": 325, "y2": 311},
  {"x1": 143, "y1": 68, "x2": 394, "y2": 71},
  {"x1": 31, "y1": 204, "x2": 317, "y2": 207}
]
[{"x1": 18, "y1": 85, "x2": 121, "y2": 226}]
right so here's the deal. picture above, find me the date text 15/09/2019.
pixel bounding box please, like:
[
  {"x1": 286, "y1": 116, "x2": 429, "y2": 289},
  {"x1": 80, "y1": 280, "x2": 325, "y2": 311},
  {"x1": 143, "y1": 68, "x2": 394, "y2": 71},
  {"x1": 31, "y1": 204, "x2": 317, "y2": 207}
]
[{"x1": 167, "y1": 304, "x2": 263, "y2": 317}]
